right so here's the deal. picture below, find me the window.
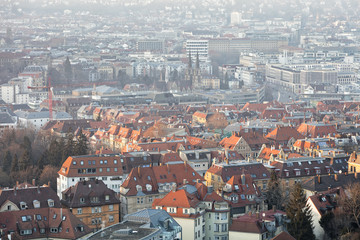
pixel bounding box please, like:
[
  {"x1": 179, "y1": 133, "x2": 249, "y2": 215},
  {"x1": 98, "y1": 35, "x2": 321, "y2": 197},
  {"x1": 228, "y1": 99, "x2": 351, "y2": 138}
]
[
  {"x1": 50, "y1": 228, "x2": 58, "y2": 233},
  {"x1": 114, "y1": 168, "x2": 118, "y2": 172},
  {"x1": 108, "y1": 205, "x2": 114, "y2": 211},
  {"x1": 114, "y1": 160, "x2": 117, "y2": 164},
  {"x1": 107, "y1": 168, "x2": 110, "y2": 172},
  {"x1": 104, "y1": 160, "x2": 108, "y2": 164},
  {"x1": 77, "y1": 208, "x2": 82, "y2": 214},
  {"x1": 109, "y1": 215, "x2": 114, "y2": 222},
  {"x1": 88, "y1": 160, "x2": 91, "y2": 165},
  {"x1": 221, "y1": 223, "x2": 227, "y2": 232},
  {"x1": 105, "y1": 195, "x2": 110, "y2": 201},
  {"x1": 80, "y1": 197, "x2": 85, "y2": 203},
  {"x1": 99, "y1": 168, "x2": 102, "y2": 172},
  {"x1": 92, "y1": 160, "x2": 95, "y2": 165},
  {"x1": 215, "y1": 224, "x2": 220, "y2": 232},
  {"x1": 80, "y1": 161, "x2": 84, "y2": 165},
  {"x1": 73, "y1": 161, "x2": 76, "y2": 165},
  {"x1": 100, "y1": 160, "x2": 103, "y2": 164},
  {"x1": 7, "y1": 205, "x2": 11, "y2": 211},
  {"x1": 221, "y1": 213, "x2": 227, "y2": 220},
  {"x1": 148, "y1": 196, "x2": 153, "y2": 203}
]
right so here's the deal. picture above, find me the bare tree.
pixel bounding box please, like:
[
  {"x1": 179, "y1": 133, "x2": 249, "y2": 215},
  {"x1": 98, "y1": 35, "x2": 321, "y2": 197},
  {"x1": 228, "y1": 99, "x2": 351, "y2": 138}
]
[{"x1": 342, "y1": 182, "x2": 360, "y2": 229}]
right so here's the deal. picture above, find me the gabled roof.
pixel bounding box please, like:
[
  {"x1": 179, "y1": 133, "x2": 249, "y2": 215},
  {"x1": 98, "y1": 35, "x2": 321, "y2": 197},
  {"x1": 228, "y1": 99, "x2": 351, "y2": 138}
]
[
  {"x1": 121, "y1": 163, "x2": 203, "y2": 196},
  {"x1": 0, "y1": 207, "x2": 92, "y2": 239},
  {"x1": 0, "y1": 185, "x2": 61, "y2": 210},
  {"x1": 61, "y1": 180, "x2": 119, "y2": 208},
  {"x1": 266, "y1": 126, "x2": 303, "y2": 142}
]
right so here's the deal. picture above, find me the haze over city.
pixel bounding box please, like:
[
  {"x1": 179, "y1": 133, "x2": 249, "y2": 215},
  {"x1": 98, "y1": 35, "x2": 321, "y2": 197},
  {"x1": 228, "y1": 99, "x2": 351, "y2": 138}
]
[{"x1": 0, "y1": 0, "x2": 360, "y2": 240}]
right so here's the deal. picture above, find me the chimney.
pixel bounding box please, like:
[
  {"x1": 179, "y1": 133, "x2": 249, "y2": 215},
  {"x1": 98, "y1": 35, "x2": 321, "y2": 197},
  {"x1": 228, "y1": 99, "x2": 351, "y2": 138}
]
[
  {"x1": 241, "y1": 173, "x2": 246, "y2": 185},
  {"x1": 248, "y1": 211, "x2": 252, "y2": 217},
  {"x1": 334, "y1": 174, "x2": 338, "y2": 181},
  {"x1": 167, "y1": 164, "x2": 170, "y2": 174},
  {"x1": 317, "y1": 175, "x2": 321, "y2": 184},
  {"x1": 272, "y1": 205, "x2": 276, "y2": 212},
  {"x1": 256, "y1": 212, "x2": 260, "y2": 219},
  {"x1": 32, "y1": 179, "x2": 35, "y2": 186},
  {"x1": 184, "y1": 161, "x2": 188, "y2": 171},
  {"x1": 37, "y1": 185, "x2": 41, "y2": 194},
  {"x1": 138, "y1": 167, "x2": 141, "y2": 178},
  {"x1": 225, "y1": 158, "x2": 229, "y2": 165},
  {"x1": 16, "y1": 181, "x2": 19, "y2": 187},
  {"x1": 355, "y1": 172, "x2": 358, "y2": 179},
  {"x1": 14, "y1": 187, "x2": 17, "y2": 196},
  {"x1": 48, "y1": 181, "x2": 50, "y2": 187}
]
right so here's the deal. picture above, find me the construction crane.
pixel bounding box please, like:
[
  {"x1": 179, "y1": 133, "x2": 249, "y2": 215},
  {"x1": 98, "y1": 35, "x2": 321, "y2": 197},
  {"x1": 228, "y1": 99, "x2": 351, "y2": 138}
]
[{"x1": 27, "y1": 77, "x2": 53, "y2": 120}]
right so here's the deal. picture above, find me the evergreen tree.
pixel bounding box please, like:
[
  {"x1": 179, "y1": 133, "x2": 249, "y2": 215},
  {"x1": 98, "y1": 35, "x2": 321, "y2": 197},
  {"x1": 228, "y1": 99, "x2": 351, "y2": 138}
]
[
  {"x1": 21, "y1": 136, "x2": 32, "y2": 163},
  {"x1": 74, "y1": 129, "x2": 88, "y2": 156},
  {"x1": 2, "y1": 150, "x2": 12, "y2": 173},
  {"x1": 19, "y1": 149, "x2": 31, "y2": 171},
  {"x1": 63, "y1": 131, "x2": 75, "y2": 160},
  {"x1": 286, "y1": 183, "x2": 315, "y2": 240},
  {"x1": 48, "y1": 139, "x2": 62, "y2": 166},
  {"x1": 64, "y1": 56, "x2": 72, "y2": 82},
  {"x1": 265, "y1": 170, "x2": 285, "y2": 210},
  {"x1": 38, "y1": 150, "x2": 49, "y2": 170},
  {"x1": 10, "y1": 154, "x2": 19, "y2": 173}
]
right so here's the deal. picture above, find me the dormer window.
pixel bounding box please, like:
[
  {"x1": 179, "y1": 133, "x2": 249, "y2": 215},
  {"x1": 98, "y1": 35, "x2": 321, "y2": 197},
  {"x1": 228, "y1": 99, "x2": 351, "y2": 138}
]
[
  {"x1": 48, "y1": 199, "x2": 54, "y2": 207},
  {"x1": 105, "y1": 195, "x2": 110, "y2": 201},
  {"x1": 33, "y1": 200, "x2": 40, "y2": 208},
  {"x1": 284, "y1": 170, "x2": 289, "y2": 177},
  {"x1": 295, "y1": 170, "x2": 301, "y2": 176},
  {"x1": 20, "y1": 202, "x2": 27, "y2": 210},
  {"x1": 80, "y1": 197, "x2": 85, "y2": 203}
]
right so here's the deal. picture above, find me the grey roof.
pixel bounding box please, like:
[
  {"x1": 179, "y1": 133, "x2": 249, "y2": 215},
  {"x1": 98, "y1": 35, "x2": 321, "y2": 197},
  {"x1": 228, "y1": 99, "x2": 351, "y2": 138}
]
[
  {"x1": 54, "y1": 111, "x2": 73, "y2": 120},
  {"x1": 15, "y1": 110, "x2": 50, "y2": 119},
  {"x1": 0, "y1": 112, "x2": 16, "y2": 124},
  {"x1": 125, "y1": 209, "x2": 181, "y2": 231}
]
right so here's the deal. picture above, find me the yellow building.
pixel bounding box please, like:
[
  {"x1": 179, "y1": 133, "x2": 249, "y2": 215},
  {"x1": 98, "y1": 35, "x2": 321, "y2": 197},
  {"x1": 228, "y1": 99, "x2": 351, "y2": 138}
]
[{"x1": 61, "y1": 179, "x2": 120, "y2": 231}]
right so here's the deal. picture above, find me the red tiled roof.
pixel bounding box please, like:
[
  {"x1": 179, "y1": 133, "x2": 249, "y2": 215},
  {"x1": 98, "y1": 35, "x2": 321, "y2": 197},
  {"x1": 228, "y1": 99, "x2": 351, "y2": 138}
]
[
  {"x1": 265, "y1": 126, "x2": 303, "y2": 142},
  {"x1": 121, "y1": 163, "x2": 203, "y2": 196}
]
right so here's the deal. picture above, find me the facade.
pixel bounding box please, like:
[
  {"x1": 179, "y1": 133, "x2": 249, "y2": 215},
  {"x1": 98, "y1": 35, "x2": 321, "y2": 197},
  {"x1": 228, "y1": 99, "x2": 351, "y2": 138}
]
[
  {"x1": 137, "y1": 39, "x2": 165, "y2": 53},
  {"x1": 61, "y1": 179, "x2": 120, "y2": 231},
  {"x1": 120, "y1": 162, "x2": 203, "y2": 219},
  {"x1": 205, "y1": 161, "x2": 270, "y2": 192},
  {"x1": 153, "y1": 183, "x2": 230, "y2": 240},
  {"x1": 57, "y1": 154, "x2": 127, "y2": 199},
  {"x1": 186, "y1": 39, "x2": 209, "y2": 60}
]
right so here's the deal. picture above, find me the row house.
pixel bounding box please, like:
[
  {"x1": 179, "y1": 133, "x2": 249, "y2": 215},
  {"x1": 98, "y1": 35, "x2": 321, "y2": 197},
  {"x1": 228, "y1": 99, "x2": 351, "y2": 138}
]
[
  {"x1": 61, "y1": 180, "x2": 120, "y2": 231},
  {"x1": 101, "y1": 125, "x2": 142, "y2": 151},
  {"x1": 269, "y1": 154, "x2": 348, "y2": 189},
  {"x1": 119, "y1": 162, "x2": 203, "y2": 219},
  {"x1": 220, "y1": 130, "x2": 269, "y2": 159},
  {"x1": 220, "y1": 173, "x2": 265, "y2": 217},
  {"x1": 153, "y1": 182, "x2": 230, "y2": 240},
  {"x1": 123, "y1": 140, "x2": 195, "y2": 154},
  {"x1": 205, "y1": 161, "x2": 270, "y2": 192},
  {"x1": 57, "y1": 153, "x2": 155, "y2": 199}
]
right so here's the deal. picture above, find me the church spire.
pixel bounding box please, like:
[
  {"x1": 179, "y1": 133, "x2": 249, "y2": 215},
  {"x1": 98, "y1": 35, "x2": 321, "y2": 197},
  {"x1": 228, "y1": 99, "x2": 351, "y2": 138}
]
[
  {"x1": 188, "y1": 51, "x2": 192, "y2": 69},
  {"x1": 196, "y1": 51, "x2": 200, "y2": 69}
]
